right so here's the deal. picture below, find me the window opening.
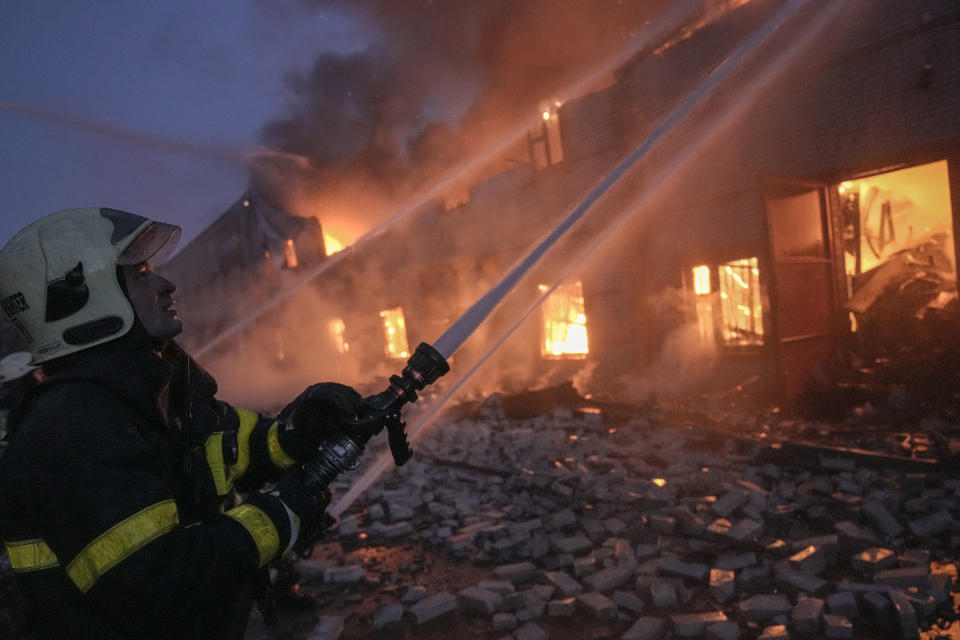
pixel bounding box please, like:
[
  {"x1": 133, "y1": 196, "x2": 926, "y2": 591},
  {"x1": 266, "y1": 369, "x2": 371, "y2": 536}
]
[
  {"x1": 836, "y1": 160, "x2": 955, "y2": 325},
  {"x1": 719, "y1": 257, "x2": 763, "y2": 346},
  {"x1": 540, "y1": 281, "x2": 588, "y2": 358},
  {"x1": 379, "y1": 308, "x2": 410, "y2": 359}
]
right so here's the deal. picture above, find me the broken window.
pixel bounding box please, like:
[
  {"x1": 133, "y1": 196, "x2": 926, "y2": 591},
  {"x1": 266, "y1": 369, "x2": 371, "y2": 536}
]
[
  {"x1": 529, "y1": 101, "x2": 564, "y2": 169},
  {"x1": 379, "y1": 307, "x2": 411, "y2": 359},
  {"x1": 719, "y1": 257, "x2": 763, "y2": 346},
  {"x1": 539, "y1": 281, "x2": 588, "y2": 359},
  {"x1": 836, "y1": 160, "x2": 955, "y2": 326},
  {"x1": 329, "y1": 318, "x2": 349, "y2": 354}
]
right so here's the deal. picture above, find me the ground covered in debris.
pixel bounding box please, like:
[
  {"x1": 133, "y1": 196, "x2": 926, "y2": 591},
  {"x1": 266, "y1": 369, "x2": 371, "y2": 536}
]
[{"x1": 244, "y1": 389, "x2": 960, "y2": 640}]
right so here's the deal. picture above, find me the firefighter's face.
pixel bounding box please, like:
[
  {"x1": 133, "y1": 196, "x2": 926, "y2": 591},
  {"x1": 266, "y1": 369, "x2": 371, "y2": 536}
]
[{"x1": 119, "y1": 262, "x2": 183, "y2": 341}]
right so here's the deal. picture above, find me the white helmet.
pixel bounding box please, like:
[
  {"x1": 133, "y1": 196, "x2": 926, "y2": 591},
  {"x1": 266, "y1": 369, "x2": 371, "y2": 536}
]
[
  {"x1": 0, "y1": 208, "x2": 181, "y2": 364},
  {"x1": 0, "y1": 351, "x2": 35, "y2": 383}
]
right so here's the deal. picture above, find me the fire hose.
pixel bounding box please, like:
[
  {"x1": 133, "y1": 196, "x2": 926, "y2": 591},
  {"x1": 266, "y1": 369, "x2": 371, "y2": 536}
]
[
  {"x1": 294, "y1": 341, "x2": 450, "y2": 553},
  {"x1": 254, "y1": 342, "x2": 449, "y2": 624}
]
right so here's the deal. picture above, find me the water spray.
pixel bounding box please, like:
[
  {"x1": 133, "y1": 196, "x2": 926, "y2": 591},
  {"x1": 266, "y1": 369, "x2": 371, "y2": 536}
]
[
  {"x1": 287, "y1": 0, "x2": 844, "y2": 546},
  {"x1": 325, "y1": 0, "x2": 850, "y2": 519}
]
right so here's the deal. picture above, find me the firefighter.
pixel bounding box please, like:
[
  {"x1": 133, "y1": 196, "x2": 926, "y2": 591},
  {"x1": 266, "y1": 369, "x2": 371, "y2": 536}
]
[
  {"x1": 0, "y1": 351, "x2": 43, "y2": 446},
  {"x1": 0, "y1": 208, "x2": 366, "y2": 639}
]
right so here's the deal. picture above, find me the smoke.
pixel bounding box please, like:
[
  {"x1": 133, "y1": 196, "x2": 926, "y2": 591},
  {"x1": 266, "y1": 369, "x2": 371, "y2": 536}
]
[{"x1": 253, "y1": 0, "x2": 675, "y2": 243}]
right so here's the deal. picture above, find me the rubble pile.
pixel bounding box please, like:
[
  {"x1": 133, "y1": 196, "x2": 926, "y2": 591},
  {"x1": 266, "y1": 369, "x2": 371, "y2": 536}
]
[{"x1": 287, "y1": 402, "x2": 960, "y2": 640}]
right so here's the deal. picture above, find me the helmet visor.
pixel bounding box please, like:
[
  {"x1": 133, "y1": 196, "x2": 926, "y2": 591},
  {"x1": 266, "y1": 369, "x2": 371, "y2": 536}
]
[{"x1": 117, "y1": 222, "x2": 182, "y2": 266}]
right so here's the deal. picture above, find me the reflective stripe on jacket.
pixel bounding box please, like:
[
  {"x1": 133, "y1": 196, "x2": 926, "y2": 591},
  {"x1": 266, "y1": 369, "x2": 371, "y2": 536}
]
[{"x1": 0, "y1": 333, "x2": 299, "y2": 639}]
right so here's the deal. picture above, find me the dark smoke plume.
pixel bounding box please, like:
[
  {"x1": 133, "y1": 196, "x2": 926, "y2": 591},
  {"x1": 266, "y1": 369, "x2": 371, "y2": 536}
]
[{"x1": 254, "y1": 0, "x2": 675, "y2": 239}]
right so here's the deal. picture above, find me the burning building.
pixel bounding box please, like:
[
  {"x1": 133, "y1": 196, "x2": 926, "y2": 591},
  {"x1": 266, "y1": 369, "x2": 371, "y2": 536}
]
[{"x1": 167, "y1": 0, "x2": 960, "y2": 410}]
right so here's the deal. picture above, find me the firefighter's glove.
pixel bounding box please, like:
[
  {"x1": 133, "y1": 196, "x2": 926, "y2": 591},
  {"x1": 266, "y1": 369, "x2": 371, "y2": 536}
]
[
  {"x1": 277, "y1": 383, "x2": 366, "y2": 461},
  {"x1": 248, "y1": 466, "x2": 332, "y2": 553}
]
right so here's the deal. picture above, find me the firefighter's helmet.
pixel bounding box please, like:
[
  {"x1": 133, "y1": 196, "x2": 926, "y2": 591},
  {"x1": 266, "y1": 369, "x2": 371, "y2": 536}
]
[
  {"x1": 0, "y1": 208, "x2": 181, "y2": 364},
  {"x1": 0, "y1": 351, "x2": 35, "y2": 383}
]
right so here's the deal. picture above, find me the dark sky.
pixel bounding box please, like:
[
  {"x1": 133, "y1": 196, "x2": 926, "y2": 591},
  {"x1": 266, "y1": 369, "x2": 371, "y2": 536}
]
[{"x1": 0, "y1": 0, "x2": 366, "y2": 247}]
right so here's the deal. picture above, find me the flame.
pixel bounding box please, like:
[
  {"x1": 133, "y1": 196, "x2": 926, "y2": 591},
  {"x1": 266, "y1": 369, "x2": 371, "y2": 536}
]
[
  {"x1": 324, "y1": 233, "x2": 344, "y2": 256},
  {"x1": 329, "y1": 318, "x2": 349, "y2": 354},
  {"x1": 283, "y1": 238, "x2": 298, "y2": 269},
  {"x1": 380, "y1": 307, "x2": 411, "y2": 359},
  {"x1": 693, "y1": 265, "x2": 711, "y2": 294},
  {"x1": 541, "y1": 281, "x2": 589, "y2": 358}
]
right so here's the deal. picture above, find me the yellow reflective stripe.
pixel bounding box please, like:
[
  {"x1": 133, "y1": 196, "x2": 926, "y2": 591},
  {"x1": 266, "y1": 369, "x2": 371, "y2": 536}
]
[
  {"x1": 66, "y1": 499, "x2": 179, "y2": 593},
  {"x1": 229, "y1": 408, "x2": 258, "y2": 481},
  {"x1": 204, "y1": 432, "x2": 234, "y2": 496},
  {"x1": 4, "y1": 539, "x2": 59, "y2": 572},
  {"x1": 225, "y1": 504, "x2": 279, "y2": 567},
  {"x1": 267, "y1": 421, "x2": 298, "y2": 469}
]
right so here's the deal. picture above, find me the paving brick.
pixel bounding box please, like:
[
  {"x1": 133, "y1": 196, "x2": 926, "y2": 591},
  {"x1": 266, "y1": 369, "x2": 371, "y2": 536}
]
[
  {"x1": 492, "y1": 612, "x2": 517, "y2": 631},
  {"x1": 710, "y1": 569, "x2": 736, "y2": 603},
  {"x1": 790, "y1": 597, "x2": 824, "y2": 634},
  {"x1": 516, "y1": 603, "x2": 545, "y2": 623},
  {"x1": 650, "y1": 581, "x2": 678, "y2": 608},
  {"x1": 543, "y1": 509, "x2": 577, "y2": 530},
  {"x1": 833, "y1": 520, "x2": 881, "y2": 548},
  {"x1": 887, "y1": 590, "x2": 919, "y2": 639},
  {"x1": 706, "y1": 620, "x2": 739, "y2": 640},
  {"x1": 649, "y1": 514, "x2": 677, "y2": 534},
  {"x1": 825, "y1": 591, "x2": 859, "y2": 620},
  {"x1": 493, "y1": 561, "x2": 540, "y2": 585},
  {"x1": 622, "y1": 617, "x2": 668, "y2": 640},
  {"x1": 323, "y1": 565, "x2": 365, "y2": 584},
  {"x1": 908, "y1": 510, "x2": 954, "y2": 539},
  {"x1": 574, "y1": 555, "x2": 597, "y2": 578},
  {"x1": 541, "y1": 553, "x2": 574, "y2": 570},
  {"x1": 862, "y1": 501, "x2": 905, "y2": 538},
  {"x1": 554, "y1": 534, "x2": 594, "y2": 554},
  {"x1": 671, "y1": 611, "x2": 727, "y2": 637},
  {"x1": 726, "y1": 518, "x2": 763, "y2": 542},
  {"x1": 775, "y1": 568, "x2": 829, "y2": 595},
  {"x1": 578, "y1": 592, "x2": 618, "y2": 620},
  {"x1": 409, "y1": 592, "x2": 456, "y2": 625},
  {"x1": 613, "y1": 538, "x2": 640, "y2": 572},
  {"x1": 457, "y1": 586, "x2": 503, "y2": 615},
  {"x1": 850, "y1": 547, "x2": 896, "y2": 575},
  {"x1": 823, "y1": 613, "x2": 854, "y2": 639},
  {"x1": 546, "y1": 597, "x2": 578, "y2": 617},
  {"x1": 861, "y1": 591, "x2": 891, "y2": 619},
  {"x1": 738, "y1": 594, "x2": 792, "y2": 622},
  {"x1": 757, "y1": 624, "x2": 789, "y2": 640},
  {"x1": 737, "y1": 565, "x2": 773, "y2": 590},
  {"x1": 613, "y1": 590, "x2": 645, "y2": 614},
  {"x1": 789, "y1": 546, "x2": 827, "y2": 575},
  {"x1": 373, "y1": 602, "x2": 404, "y2": 630},
  {"x1": 403, "y1": 585, "x2": 427, "y2": 604},
  {"x1": 306, "y1": 616, "x2": 344, "y2": 640},
  {"x1": 900, "y1": 549, "x2": 930, "y2": 568},
  {"x1": 712, "y1": 490, "x2": 748, "y2": 517},
  {"x1": 479, "y1": 580, "x2": 517, "y2": 596},
  {"x1": 715, "y1": 552, "x2": 757, "y2": 571},
  {"x1": 369, "y1": 521, "x2": 415, "y2": 539},
  {"x1": 544, "y1": 571, "x2": 583, "y2": 597},
  {"x1": 585, "y1": 567, "x2": 633, "y2": 593},
  {"x1": 514, "y1": 622, "x2": 548, "y2": 640},
  {"x1": 873, "y1": 566, "x2": 931, "y2": 592},
  {"x1": 661, "y1": 556, "x2": 709, "y2": 581}
]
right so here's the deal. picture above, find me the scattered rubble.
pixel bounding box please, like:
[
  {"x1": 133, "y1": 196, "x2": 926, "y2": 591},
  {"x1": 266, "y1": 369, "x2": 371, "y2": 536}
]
[{"x1": 256, "y1": 392, "x2": 960, "y2": 640}]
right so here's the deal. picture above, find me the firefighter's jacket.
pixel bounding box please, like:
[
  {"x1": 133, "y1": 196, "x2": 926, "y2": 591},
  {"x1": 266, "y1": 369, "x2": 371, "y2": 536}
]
[{"x1": 0, "y1": 330, "x2": 300, "y2": 639}]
